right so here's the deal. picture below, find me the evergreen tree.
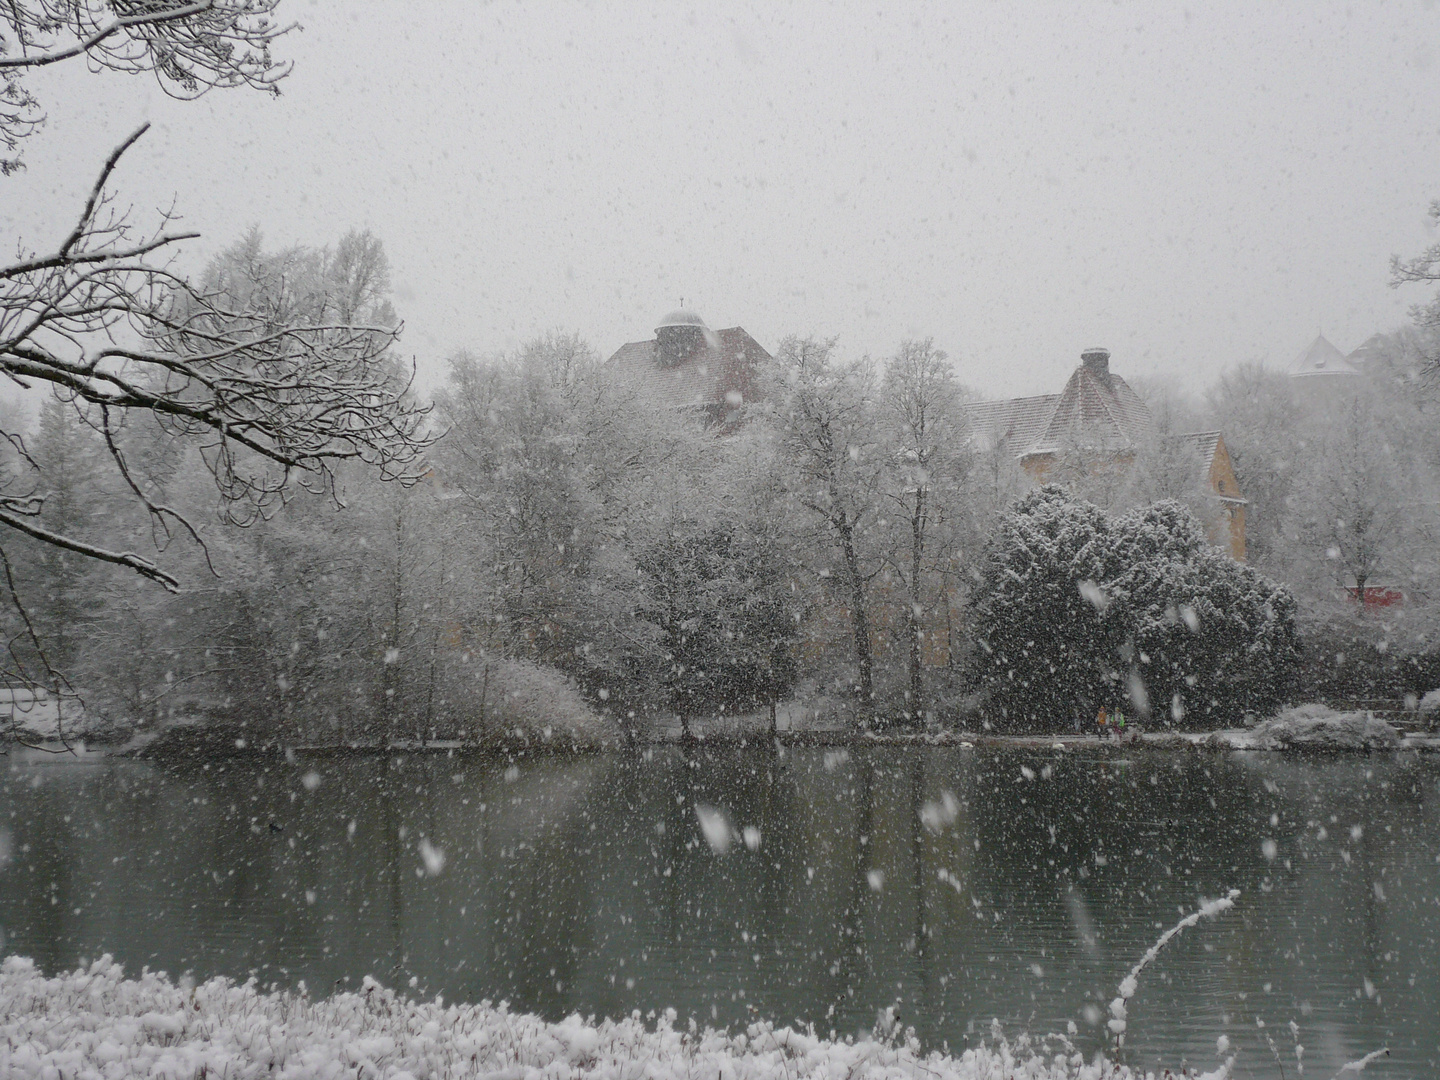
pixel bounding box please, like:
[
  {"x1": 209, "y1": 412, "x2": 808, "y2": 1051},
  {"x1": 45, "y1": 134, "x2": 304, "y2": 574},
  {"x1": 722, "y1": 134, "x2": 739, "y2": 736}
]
[
  {"x1": 1109, "y1": 500, "x2": 1300, "y2": 728},
  {"x1": 970, "y1": 487, "x2": 1301, "y2": 732},
  {"x1": 969, "y1": 486, "x2": 1118, "y2": 732}
]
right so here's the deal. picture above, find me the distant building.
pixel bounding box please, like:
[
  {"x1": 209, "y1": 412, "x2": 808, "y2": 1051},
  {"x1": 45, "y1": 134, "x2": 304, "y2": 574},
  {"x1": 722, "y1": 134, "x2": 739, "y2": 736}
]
[
  {"x1": 963, "y1": 347, "x2": 1248, "y2": 561},
  {"x1": 1287, "y1": 333, "x2": 1364, "y2": 392},
  {"x1": 606, "y1": 309, "x2": 771, "y2": 428}
]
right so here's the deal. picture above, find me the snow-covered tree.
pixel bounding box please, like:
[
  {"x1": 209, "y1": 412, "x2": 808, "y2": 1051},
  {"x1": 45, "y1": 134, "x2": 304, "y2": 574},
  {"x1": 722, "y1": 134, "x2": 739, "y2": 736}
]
[
  {"x1": 971, "y1": 487, "x2": 1300, "y2": 732},
  {"x1": 1108, "y1": 500, "x2": 1300, "y2": 728},
  {"x1": 762, "y1": 336, "x2": 885, "y2": 725},
  {"x1": 1205, "y1": 362, "x2": 1305, "y2": 570},
  {"x1": 878, "y1": 337, "x2": 969, "y2": 723},
  {"x1": 1391, "y1": 197, "x2": 1440, "y2": 388},
  {"x1": 433, "y1": 332, "x2": 698, "y2": 693},
  {"x1": 969, "y1": 485, "x2": 1118, "y2": 732},
  {"x1": 2, "y1": 0, "x2": 291, "y2": 175},
  {"x1": 629, "y1": 516, "x2": 798, "y2": 737}
]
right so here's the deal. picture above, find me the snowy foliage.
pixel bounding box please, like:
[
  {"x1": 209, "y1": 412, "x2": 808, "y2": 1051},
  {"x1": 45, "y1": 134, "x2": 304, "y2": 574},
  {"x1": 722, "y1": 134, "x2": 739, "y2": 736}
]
[
  {"x1": 971, "y1": 487, "x2": 1299, "y2": 732},
  {"x1": 1106, "y1": 501, "x2": 1300, "y2": 727},
  {"x1": 968, "y1": 486, "x2": 1117, "y2": 731},
  {"x1": 0, "y1": 954, "x2": 1213, "y2": 1080},
  {"x1": 433, "y1": 652, "x2": 616, "y2": 747},
  {"x1": 629, "y1": 518, "x2": 799, "y2": 731}
]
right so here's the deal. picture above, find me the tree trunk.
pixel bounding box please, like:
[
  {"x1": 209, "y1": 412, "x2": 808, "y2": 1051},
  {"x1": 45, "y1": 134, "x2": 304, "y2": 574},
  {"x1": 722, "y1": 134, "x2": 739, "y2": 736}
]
[
  {"x1": 907, "y1": 490, "x2": 926, "y2": 727},
  {"x1": 423, "y1": 554, "x2": 445, "y2": 744},
  {"x1": 837, "y1": 515, "x2": 874, "y2": 726},
  {"x1": 384, "y1": 498, "x2": 404, "y2": 748},
  {"x1": 476, "y1": 661, "x2": 490, "y2": 745}
]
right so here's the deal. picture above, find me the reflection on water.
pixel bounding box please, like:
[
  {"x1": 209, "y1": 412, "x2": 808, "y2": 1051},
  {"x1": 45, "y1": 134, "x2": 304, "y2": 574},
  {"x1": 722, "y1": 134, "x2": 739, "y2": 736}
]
[{"x1": 1, "y1": 745, "x2": 1436, "y2": 1077}]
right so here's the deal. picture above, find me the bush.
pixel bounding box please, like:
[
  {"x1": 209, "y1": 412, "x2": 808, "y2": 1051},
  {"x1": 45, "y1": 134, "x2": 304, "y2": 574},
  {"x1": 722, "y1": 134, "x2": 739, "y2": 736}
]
[
  {"x1": 1108, "y1": 501, "x2": 1300, "y2": 728},
  {"x1": 970, "y1": 487, "x2": 1300, "y2": 732},
  {"x1": 434, "y1": 652, "x2": 617, "y2": 747},
  {"x1": 1294, "y1": 621, "x2": 1440, "y2": 703}
]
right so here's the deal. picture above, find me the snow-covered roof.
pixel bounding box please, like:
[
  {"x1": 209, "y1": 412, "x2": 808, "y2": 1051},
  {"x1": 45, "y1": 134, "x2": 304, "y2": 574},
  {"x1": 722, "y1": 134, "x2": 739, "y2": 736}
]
[
  {"x1": 960, "y1": 393, "x2": 1059, "y2": 453},
  {"x1": 606, "y1": 325, "x2": 770, "y2": 417},
  {"x1": 962, "y1": 353, "x2": 1153, "y2": 458},
  {"x1": 1343, "y1": 333, "x2": 1388, "y2": 371},
  {"x1": 1171, "y1": 429, "x2": 1244, "y2": 498},
  {"x1": 1288, "y1": 334, "x2": 1361, "y2": 379},
  {"x1": 1030, "y1": 364, "x2": 1153, "y2": 454},
  {"x1": 656, "y1": 309, "x2": 708, "y2": 330}
]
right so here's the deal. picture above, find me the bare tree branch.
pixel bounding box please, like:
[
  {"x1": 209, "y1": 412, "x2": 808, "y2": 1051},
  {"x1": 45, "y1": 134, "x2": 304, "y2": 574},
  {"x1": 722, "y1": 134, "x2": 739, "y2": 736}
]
[
  {"x1": 2, "y1": 124, "x2": 434, "y2": 585},
  {"x1": 3, "y1": 1, "x2": 295, "y2": 172},
  {"x1": 0, "y1": 507, "x2": 180, "y2": 588},
  {"x1": 0, "y1": 2, "x2": 215, "y2": 70}
]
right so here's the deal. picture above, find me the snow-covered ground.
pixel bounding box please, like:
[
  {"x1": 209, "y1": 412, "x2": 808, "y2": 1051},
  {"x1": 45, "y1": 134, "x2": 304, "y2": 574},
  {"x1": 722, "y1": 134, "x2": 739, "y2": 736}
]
[
  {"x1": 1199, "y1": 705, "x2": 1404, "y2": 751},
  {"x1": 0, "y1": 954, "x2": 1231, "y2": 1080},
  {"x1": 1420, "y1": 688, "x2": 1440, "y2": 729}
]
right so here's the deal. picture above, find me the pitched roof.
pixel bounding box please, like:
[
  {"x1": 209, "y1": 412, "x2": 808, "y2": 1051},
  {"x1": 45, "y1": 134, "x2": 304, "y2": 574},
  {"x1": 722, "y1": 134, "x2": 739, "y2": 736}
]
[
  {"x1": 1031, "y1": 366, "x2": 1153, "y2": 454},
  {"x1": 1289, "y1": 333, "x2": 1361, "y2": 379},
  {"x1": 962, "y1": 362, "x2": 1153, "y2": 458},
  {"x1": 962, "y1": 394, "x2": 1059, "y2": 453},
  {"x1": 605, "y1": 326, "x2": 771, "y2": 419},
  {"x1": 1174, "y1": 430, "x2": 1221, "y2": 490},
  {"x1": 1344, "y1": 333, "x2": 1389, "y2": 370}
]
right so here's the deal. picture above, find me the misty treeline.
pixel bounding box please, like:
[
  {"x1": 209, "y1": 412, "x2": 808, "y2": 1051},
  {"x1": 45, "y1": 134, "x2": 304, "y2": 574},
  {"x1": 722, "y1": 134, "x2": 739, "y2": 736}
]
[
  {"x1": 5, "y1": 2, "x2": 1440, "y2": 745},
  {"x1": 1204, "y1": 337, "x2": 1440, "y2": 698},
  {"x1": 4, "y1": 226, "x2": 1440, "y2": 743},
  {"x1": 0, "y1": 229, "x2": 1005, "y2": 743}
]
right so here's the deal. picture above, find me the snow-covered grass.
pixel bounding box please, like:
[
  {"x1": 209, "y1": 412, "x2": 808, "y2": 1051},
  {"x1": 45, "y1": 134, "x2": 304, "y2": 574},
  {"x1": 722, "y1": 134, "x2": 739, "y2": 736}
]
[
  {"x1": 1, "y1": 953, "x2": 1240, "y2": 1080},
  {"x1": 1106, "y1": 890, "x2": 1240, "y2": 1051}
]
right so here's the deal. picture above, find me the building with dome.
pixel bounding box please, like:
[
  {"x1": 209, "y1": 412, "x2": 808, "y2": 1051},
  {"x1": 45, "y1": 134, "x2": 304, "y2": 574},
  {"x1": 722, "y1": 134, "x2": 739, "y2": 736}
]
[{"x1": 605, "y1": 309, "x2": 771, "y2": 428}]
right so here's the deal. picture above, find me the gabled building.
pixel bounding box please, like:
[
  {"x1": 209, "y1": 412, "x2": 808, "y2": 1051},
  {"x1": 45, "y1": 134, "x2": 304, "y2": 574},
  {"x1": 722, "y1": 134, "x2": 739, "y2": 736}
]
[
  {"x1": 606, "y1": 309, "x2": 771, "y2": 428},
  {"x1": 1288, "y1": 333, "x2": 1364, "y2": 393},
  {"x1": 965, "y1": 347, "x2": 1151, "y2": 468},
  {"x1": 964, "y1": 347, "x2": 1248, "y2": 561}
]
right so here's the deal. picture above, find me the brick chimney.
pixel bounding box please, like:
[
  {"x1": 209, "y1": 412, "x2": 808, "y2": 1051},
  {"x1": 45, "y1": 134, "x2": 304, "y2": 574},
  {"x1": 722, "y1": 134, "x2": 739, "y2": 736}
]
[{"x1": 1081, "y1": 347, "x2": 1110, "y2": 378}]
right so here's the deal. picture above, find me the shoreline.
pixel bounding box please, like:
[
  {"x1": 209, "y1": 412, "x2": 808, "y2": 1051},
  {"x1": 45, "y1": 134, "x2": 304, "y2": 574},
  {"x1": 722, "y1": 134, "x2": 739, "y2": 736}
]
[{"x1": 9, "y1": 725, "x2": 1438, "y2": 761}]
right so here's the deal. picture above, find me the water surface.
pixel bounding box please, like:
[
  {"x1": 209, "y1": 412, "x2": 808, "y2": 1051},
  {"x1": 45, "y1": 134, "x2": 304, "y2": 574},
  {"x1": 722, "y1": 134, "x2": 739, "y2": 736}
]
[{"x1": 2, "y1": 744, "x2": 1436, "y2": 1077}]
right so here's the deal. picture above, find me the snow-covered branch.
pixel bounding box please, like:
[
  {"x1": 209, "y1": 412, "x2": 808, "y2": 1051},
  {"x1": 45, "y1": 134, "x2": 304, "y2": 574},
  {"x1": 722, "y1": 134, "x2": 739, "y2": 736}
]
[{"x1": 1, "y1": 125, "x2": 434, "y2": 583}]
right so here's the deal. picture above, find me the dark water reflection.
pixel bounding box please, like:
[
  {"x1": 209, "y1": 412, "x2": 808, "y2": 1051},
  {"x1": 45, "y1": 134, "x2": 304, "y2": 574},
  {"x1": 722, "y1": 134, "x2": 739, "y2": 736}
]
[{"x1": 2, "y1": 745, "x2": 1436, "y2": 1077}]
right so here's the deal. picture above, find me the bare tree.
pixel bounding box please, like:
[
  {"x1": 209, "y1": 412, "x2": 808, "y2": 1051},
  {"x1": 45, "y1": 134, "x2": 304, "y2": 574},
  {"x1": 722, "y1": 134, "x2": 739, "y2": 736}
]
[
  {"x1": 2, "y1": 0, "x2": 291, "y2": 174},
  {"x1": 1290, "y1": 396, "x2": 1402, "y2": 605},
  {"x1": 880, "y1": 338, "x2": 964, "y2": 725},
  {"x1": 0, "y1": 2, "x2": 440, "y2": 749},
  {"x1": 1206, "y1": 362, "x2": 1305, "y2": 568},
  {"x1": 0, "y1": 130, "x2": 431, "y2": 743},
  {"x1": 3, "y1": 127, "x2": 431, "y2": 583},
  {"x1": 1390, "y1": 198, "x2": 1440, "y2": 388},
  {"x1": 765, "y1": 336, "x2": 883, "y2": 726}
]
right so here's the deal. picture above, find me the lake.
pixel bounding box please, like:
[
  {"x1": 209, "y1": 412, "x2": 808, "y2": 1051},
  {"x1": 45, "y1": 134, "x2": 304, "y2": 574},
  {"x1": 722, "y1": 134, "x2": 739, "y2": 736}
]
[{"x1": 1, "y1": 744, "x2": 1436, "y2": 1077}]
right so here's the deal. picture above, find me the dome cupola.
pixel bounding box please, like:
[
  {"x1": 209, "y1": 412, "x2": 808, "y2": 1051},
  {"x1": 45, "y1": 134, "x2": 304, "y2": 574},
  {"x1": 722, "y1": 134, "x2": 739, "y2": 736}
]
[{"x1": 655, "y1": 308, "x2": 710, "y2": 367}]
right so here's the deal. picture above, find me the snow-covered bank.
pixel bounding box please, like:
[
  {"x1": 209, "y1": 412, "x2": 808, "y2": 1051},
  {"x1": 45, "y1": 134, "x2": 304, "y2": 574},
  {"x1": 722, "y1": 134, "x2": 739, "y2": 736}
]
[
  {"x1": 1199, "y1": 705, "x2": 1404, "y2": 751},
  {"x1": 0, "y1": 955, "x2": 1225, "y2": 1080}
]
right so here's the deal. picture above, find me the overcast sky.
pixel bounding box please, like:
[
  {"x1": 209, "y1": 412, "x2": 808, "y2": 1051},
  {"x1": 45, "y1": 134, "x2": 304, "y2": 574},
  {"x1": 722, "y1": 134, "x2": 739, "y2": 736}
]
[{"x1": 6, "y1": 1, "x2": 1440, "y2": 401}]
